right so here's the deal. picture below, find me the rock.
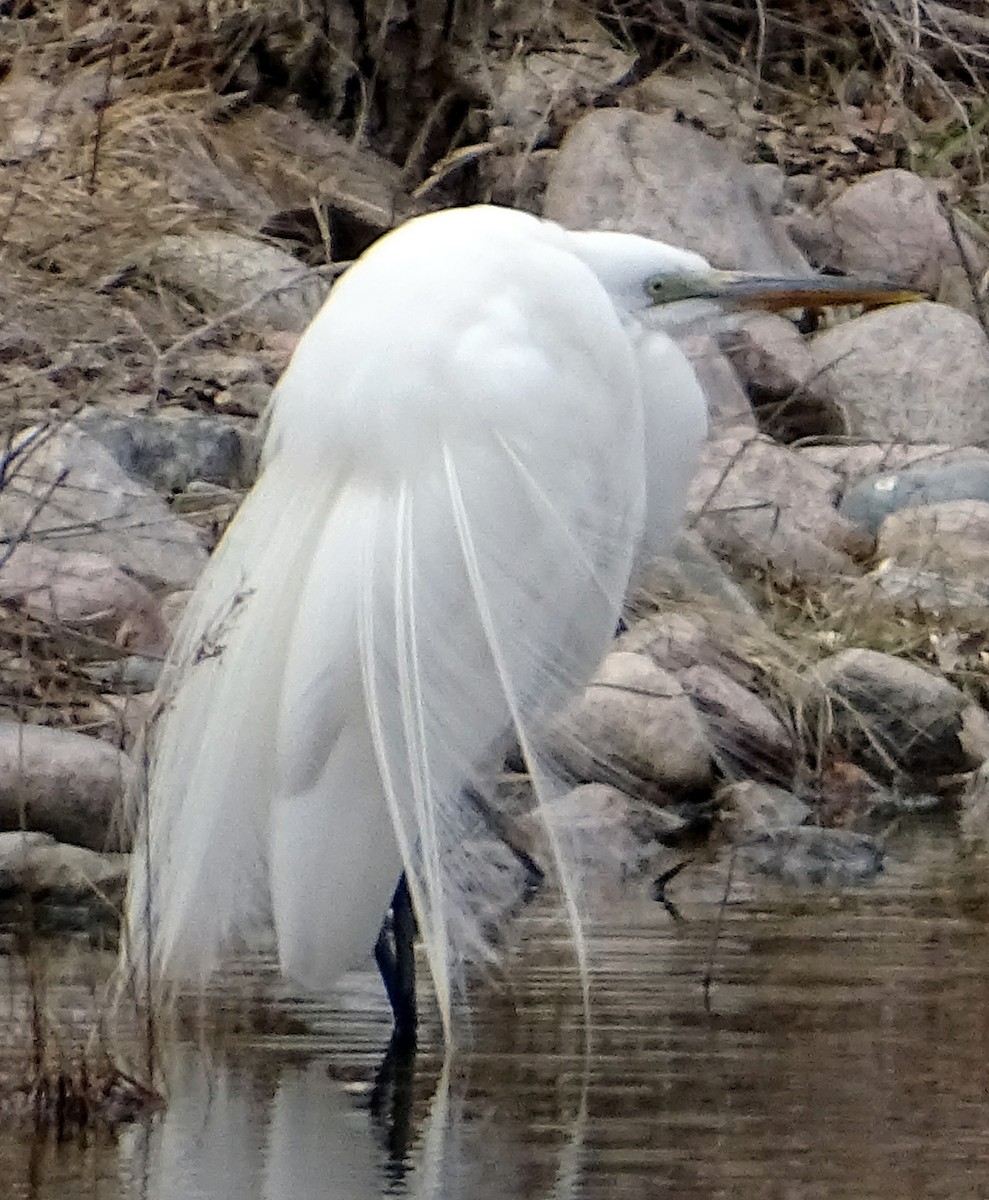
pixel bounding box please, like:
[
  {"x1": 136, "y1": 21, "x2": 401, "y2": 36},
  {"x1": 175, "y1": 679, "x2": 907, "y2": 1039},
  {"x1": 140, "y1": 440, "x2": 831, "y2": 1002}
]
[
  {"x1": 162, "y1": 350, "x2": 274, "y2": 419},
  {"x1": 877, "y1": 499, "x2": 989, "y2": 584},
  {"x1": 718, "y1": 312, "x2": 843, "y2": 440},
  {"x1": 799, "y1": 444, "x2": 989, "y2": 483},
  {"x1": 630, "y1": 66, "x2": 759, "y2": 145},
  {"x1": 800, "y1": 169, "x2": 981, "y2": 296},
  {"x1": 718, "y1": 780, "x2": 811, "y2": 832},
  {"x1": 0, "y1": 426, "x2": 207, "y2": 589},
  {"x1": 79, "y1": 655, "x2": 163, "y2": 693},
  {"x1": 485, "y1": 39, "x2": 635, "y2": 148},
  {"x1": 631, "y1": 531, "x2": 760, "y2": 618},
  {"x1": 555, "y1": 652, "x2": 713, "y2": 798},
  {"x1": 688, "y1": 428, "x2": 864, "y2": 580},
  {"x1": 960, "y1": 760, "x2": 989, "y2": 847},
  {"x1": 867, "y1": 562, "x2": 989, "y2": 611},
  {"x1": 0, "y1": 831, "x2": 127, "y2": 901},
  {"x1": 77, "y1": 413, "x2": 254, "y2": 493},
  {"x1": 527, "y1": 783, "x2": 688, "y2": 884},
  {"x1": 146, "y1": 232, "x2": 327, "y2": 331},
  {"x1": 618, "y1": 610, "x2": 716, "y2": 672},
  {"x1": 0, "y1": 544, "x2": 167, "y2": 654},
  {"x1": 721, "y1": 313, "x2": 815, "y2": 396},
  {"x1": 735, "y1": 827, "x2": 884, "y2": 887},
  {"x1": 807, "y1": 648, "x2": 989, "y2": 781},
  {"x1": 235, "y1": 106, "x2": 411, "y2": 258},
  {"x1": 677, "y1": 334, "x2": 755, "y2": 429},
  {"x1": 841, "y1": 462, "x2": 989, "y2": 534},
  {"x1": 808, "y1": 302, "x2": 989, "y2": 445},
  {"x1": 679, "y1": 664, "x2": 795, "y2": 783},
  {"x1": 0, "y1": 721, "x2": 132, "y2": 851},
  {"x1": 544, "y1": 109, "x2": 808, "y2": 272}
]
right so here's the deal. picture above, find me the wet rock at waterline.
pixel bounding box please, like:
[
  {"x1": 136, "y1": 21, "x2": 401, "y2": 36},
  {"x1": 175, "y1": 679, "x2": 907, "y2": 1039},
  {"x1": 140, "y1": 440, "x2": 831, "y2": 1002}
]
[
  {"x1": 806, "y1": 649, "x2": 989, "y2": 783},
  {"x1": 735, "y1": 826, "x2": 885, "y2": 888},
  {"x1": 524, "y1": 783, "x2": 690, "y2": 885},
  {"x1": 718, "y1": 780, "x2": 811, "y2": 835},
  {"x1": 0, "y1": 722, "x2": 132, "y2": 852}
]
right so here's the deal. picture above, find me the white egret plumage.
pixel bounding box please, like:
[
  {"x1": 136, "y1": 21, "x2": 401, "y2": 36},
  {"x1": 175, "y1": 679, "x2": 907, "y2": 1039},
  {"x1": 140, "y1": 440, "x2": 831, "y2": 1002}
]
[{"x1": 123, "y1": 205, "x2": 914, "y2": 1043}]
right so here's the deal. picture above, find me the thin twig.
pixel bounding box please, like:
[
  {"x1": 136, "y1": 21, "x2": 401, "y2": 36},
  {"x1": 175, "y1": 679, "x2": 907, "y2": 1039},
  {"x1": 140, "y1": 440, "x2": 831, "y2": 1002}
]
[{"x1": 702, "y1": 848, "x2": 736, "y2": 1013}]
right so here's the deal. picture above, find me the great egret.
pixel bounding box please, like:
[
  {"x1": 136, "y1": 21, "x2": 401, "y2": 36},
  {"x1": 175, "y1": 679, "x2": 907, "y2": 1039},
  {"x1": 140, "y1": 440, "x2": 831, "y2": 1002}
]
[{"x1": 124, "y1": 204, "x2": 913, "y2": 1043}]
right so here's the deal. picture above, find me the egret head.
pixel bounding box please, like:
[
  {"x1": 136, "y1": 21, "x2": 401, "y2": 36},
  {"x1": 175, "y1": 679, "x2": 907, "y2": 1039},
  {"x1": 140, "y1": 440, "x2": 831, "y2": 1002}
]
[{"x1": 567, "y1": 227, "x2": 920, "y2": 329}]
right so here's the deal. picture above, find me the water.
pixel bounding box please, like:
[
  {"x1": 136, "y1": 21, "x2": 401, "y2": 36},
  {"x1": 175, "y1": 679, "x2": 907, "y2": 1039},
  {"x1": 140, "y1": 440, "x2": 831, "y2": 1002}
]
[{"x1": 4, "y1": 823, "x2": 989, "y2": 1200}]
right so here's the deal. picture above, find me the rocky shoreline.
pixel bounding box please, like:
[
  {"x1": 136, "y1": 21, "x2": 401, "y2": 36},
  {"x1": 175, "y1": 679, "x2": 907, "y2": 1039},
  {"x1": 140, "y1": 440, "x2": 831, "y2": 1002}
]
[{"x1": 2, "y1": 3, "x2": 989, "y2": 932}]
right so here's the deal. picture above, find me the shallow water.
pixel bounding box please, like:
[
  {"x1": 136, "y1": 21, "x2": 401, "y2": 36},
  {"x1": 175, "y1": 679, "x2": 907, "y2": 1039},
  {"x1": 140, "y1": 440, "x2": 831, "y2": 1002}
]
[{"x1": 5, "y1": 823, "x2": 989, "y2": 1200}]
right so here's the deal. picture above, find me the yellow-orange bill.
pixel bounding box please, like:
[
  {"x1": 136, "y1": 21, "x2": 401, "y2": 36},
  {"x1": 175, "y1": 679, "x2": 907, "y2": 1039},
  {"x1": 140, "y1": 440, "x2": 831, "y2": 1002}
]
[{"x1": 709, "y1": 271, "x2": 924, "y2": 313}]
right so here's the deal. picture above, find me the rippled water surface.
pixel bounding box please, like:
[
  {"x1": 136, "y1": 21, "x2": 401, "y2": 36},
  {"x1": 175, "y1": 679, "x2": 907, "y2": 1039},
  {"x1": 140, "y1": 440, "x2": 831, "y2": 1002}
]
[{"x1": 5, "y1": 824, "x2": 989, "y2": 1200}]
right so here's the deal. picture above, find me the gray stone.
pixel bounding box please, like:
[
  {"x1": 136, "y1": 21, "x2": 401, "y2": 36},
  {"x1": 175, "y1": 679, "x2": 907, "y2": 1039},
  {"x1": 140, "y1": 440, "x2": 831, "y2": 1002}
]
[
  {"x1": 486, "y1": 40, "x2": 634, "y2": 148},
  {"x1": 544, "y1": 109, "x2": 808, "y2": 272},
  {"x1": 555, "y1": 652, "x2": 713, "y2": 798},
  {"x1": 77, "y1": 413, "x2": 254, "y2": 493},
  {"x1": 736, "y1": 827, "x2": 884, "y2": 888},
  {"x1": 720, "y1": 312, "x2": 816, "y2": 397},
  {"x1": 806, "y1": 648, "x2": 989, "y2": 781},
  {"x1": 630, "y1": 531, "x2": 760, "y2": 618},
  {"x1": 840, "y1": 461, "x2": 989, "y2": 534},
  {"x1": 630, "y1": 66, "x2": 758, "y2": 143},
  {"x1": 160, "y1": 350, "x2": 274, "y2": 420},
  {"x1": 808, "y1": 302, "x2": 989, "y2": 445},
  {"x1": 0, "y1": 831, "x2": 127, "y2": 901},
  {"x1": 0, "y1": 721, "x2": 132, "y2": 851},
  {"x1": 0, "y1": 426, "x2": 207, "y2": 589},
  {"x1": 617, "y1": 610, "x2": 715, "y2": 672}
]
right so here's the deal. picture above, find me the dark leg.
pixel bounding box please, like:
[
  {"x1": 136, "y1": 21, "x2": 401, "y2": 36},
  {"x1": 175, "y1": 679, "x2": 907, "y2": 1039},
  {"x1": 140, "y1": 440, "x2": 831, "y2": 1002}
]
[
  {"x1": 368, "y1": 1024, "x2": 418, "y2": 1179},
  {"x1": 374, "y1": 874, "x2": 418, "y2": 1046}
]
